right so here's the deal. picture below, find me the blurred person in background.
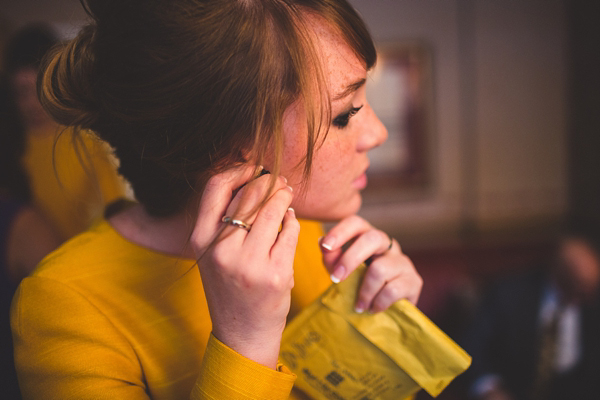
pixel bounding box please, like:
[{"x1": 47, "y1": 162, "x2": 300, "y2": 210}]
[
  {"x1": 3, "y1": 23, "x2": 127, "y2": 241},
  {"x1": 460, "y1": 219, "x2": 600, "y2": 400},
  {"x1": 0, "y1": 74, "x2": 61, "y2": 399}
]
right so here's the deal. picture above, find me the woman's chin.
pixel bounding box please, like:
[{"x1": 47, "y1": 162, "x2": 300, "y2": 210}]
[{"x1": 295, "y1": 194, "x2": 362, "y2": 222}]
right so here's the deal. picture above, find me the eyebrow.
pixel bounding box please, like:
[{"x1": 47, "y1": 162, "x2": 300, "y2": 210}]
[{"x1": 333, "y1": 78, "x2": 366, "y2": 101}]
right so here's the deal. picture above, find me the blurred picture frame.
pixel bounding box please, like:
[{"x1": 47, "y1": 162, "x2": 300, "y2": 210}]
[{"x1": 363, "y1": 42, "x2": 434, "y2": 202}]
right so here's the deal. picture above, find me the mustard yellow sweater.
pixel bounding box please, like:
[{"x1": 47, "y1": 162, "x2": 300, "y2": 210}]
[
  {"x1": 22, "y1": 127, "x2": 126, "y2": 240},
  {"x1": 11, "y1": 218, "x2": 332, "y2": 399}
]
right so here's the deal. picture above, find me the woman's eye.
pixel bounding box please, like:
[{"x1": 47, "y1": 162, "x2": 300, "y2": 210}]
[{"x1": 332, "y1": 105, "x2": 363, "y2": 129}]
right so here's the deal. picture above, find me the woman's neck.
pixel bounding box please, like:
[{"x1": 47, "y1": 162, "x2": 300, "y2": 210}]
[
  {"x1": 26, "y1": 119, "x2": 61, "y2": 136},
  {"x1": 108, "y1": 202, "x2": 197, "y2": 259}
]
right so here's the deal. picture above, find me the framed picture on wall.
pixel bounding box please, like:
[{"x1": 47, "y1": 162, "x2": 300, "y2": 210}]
[{"x1": 363, "y1": 42, "x2": 434, "y2": 201}]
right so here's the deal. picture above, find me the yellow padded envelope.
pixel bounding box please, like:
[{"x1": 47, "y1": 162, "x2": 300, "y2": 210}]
[{"x1": 281, "y1": 266, "x2": 471, "y2": 399}]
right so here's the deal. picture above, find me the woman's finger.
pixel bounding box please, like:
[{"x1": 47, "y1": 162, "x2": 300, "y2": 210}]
[
  {"x1": 369, "y1": 275, "x2": 419, "y2": 312},
  {"x1": 225, "y1": 174, "x2": 289, "y2": 226},
  {"x1": 320, "y1": 243, "x2": 343, "y2": 273},
  {"x1": 218, "y1": 174, "x2": 289, "y2": 246},
  {"x1": 319, "y1": 215, "x2": 372, "y2": 280},
  {"x1": 329, "y1": 229, "x2": 391, "y2": 281},
  {"x1": 270, "y1": 207, "x2": 301, "y2": 268},
  {"x1": 245, "y1": 185, "x2": 294, "y2": 251},
  {"x1": 319, "y1": 215, "x2": 371, "y2": 252},
  {"x1": 369, "y1": 266, "x2": 423, "y2": 311},
  {"x1": 354, "y1": 256, "x2": 396, "y2": 313},
  {"x1": 192, "y1": 165, "x2": 257, "y2": 247},
  {"x1": 357, "y1": 252, "x2": 422, "y2": 313}
]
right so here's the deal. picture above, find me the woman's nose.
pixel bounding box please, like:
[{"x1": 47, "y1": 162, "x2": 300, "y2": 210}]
[{"x1": 357, "y1": 104, "x2": 388, "y2": 152}]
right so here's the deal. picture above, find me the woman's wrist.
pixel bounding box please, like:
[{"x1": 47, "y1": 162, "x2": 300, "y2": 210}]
[{"x1": 212, "y1": 326, "x2": 285, "y2": 370}]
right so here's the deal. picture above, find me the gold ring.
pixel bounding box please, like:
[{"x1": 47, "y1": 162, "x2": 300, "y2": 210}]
[
  {"x1": 365, "y1": 236, "x2": 394, "y2": 266},
  {"x1": 221, "y1": 216, "x2": 251, "y2": 231}
]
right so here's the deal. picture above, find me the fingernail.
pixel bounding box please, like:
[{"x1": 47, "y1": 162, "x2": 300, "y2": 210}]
[
  {"x1": 287, "y1": 207, "x2": 295, "y2": 215},
  {"x1": 355, "y1": 302, "x2": 365, "y2": 314},
  {"x1": 330, "y1": 265, "x2": 346, "y2": 283},
  {"x1": 321, "y1": 236, "x2": 335, "y2": 251},
  {"x1": 286, "y1": 185, "x2": 293, "y2": 192},
  {"x1": 282, "y1": 176, "x2": 288, "y2": 184}
]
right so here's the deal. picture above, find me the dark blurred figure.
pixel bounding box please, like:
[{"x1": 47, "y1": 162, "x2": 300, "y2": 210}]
[
  {"x1": 3, "y1": 24, "x2": 126, "y2": 241},
  {"x1": 0, "y1": 73, "x2": 61, "y2": 398},
  {"x1": 460, "y1": 220, "x2": 600, "y2": 400},
  {"x1": 3, "y1": 24, "x2": 57, "y2": 132}
]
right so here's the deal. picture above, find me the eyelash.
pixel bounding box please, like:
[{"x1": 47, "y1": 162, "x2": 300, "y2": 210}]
[{"x1": 332, "y1": 105, "x2": 363, "y2": 129}]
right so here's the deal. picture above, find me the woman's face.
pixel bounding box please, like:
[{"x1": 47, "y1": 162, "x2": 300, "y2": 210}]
[
  {"x1": 281, "y1": 18, "x2": 387, "y2": 221},
  {"x1": 12, "y1": 67, "x2": 54, "y2": 130}
]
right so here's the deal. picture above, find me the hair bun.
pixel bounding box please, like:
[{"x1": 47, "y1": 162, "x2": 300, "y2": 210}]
[
  {"x1": 80, "y1": 0, "x2": 117, "y2": 21},
  {"x1": 38, "y1": 24, "x2": 100, "y2": 129}
]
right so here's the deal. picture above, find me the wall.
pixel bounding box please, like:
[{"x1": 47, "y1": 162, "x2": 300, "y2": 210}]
[
  {"x1": 1, "y1": 0, "x2": 87, "y2": 37},
  {"x1": 472, "y1": 0, "x2": 567, "y2": 230},
  {"x1": 567, "y1": 1, "x2": 600, "y2": 225},
  {"x1": 350, "y1": 0, "x2": 568, "y2": 246}
]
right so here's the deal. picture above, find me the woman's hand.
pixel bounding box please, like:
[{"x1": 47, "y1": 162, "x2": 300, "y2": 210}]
[
  {"x1": 319, "y1": 215, "x2": 422, "y2": 313},
  {"x1": 190, "y1": 166, "x2": 299, "y2": 369}
]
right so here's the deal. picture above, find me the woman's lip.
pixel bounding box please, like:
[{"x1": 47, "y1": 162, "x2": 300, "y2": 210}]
[{"x1": 352, "y1": 172, "x2": 368, "y2": 189}]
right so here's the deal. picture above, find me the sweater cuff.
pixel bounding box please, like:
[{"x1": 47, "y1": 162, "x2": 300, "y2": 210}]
[{"x1": 192, "y1": 334, "x2": 296, "y2": 399}]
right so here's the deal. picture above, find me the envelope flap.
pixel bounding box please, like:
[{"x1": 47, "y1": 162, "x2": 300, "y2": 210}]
[{"x1": 320, "y1": 267, "x2": 471, "y2": 397}]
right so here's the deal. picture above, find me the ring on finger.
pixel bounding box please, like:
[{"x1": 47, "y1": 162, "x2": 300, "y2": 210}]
[
  {"x1": 366, "y1": 236, "x2": 394, "y2": 266},
  {"x1": 386, "y1": 236, "x2": 394, "y2": 252},
  {"x1": 221, "y1": 216, "x2": 252, "y2": 231}
]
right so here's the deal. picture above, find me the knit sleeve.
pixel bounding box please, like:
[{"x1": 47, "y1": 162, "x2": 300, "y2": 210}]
[{"x1": 192, "y1": 334, "x2": 296, "y2": 399}]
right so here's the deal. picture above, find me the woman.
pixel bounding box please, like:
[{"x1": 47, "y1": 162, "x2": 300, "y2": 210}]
[
  {"x1": 12, "y1": 0, "x2": 423, "y2": 398},
  {"x1": 4, "y1": 23, "x2": 127, "y2": 241},
  {"x1": 0, "y1": 74, "x2": 61, "y2": 399}
]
